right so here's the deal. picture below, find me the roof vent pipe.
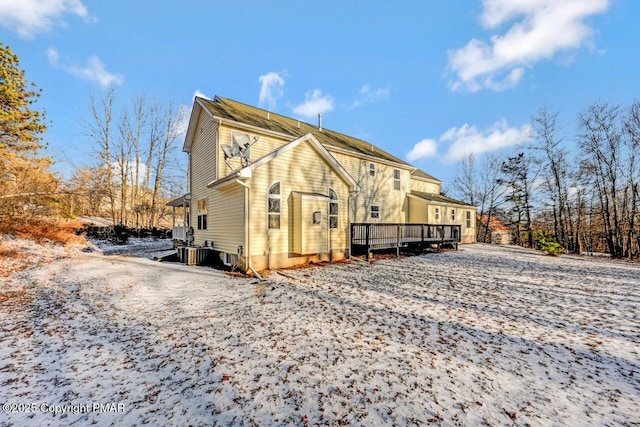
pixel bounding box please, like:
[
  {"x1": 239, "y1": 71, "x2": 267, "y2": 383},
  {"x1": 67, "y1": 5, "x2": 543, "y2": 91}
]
[
  {"x1": 267, "y1": 112, "x2": 270, "y2": 120},
  {"x1": 318, "y1": 113, "x2": 323, "y2": 131}
]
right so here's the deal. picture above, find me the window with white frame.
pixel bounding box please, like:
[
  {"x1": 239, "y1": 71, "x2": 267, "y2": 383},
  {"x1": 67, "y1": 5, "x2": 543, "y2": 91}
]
[
  {"x1": 370, "y1": 205, "x2": 380, "y2": 219},
  {"x1": 466, "y1": 211, "x2": 472, "y2": 228},
  {"x1": 369, "y1": 163, "x2": 376, "y2": 177},
  {"x1": 393, "y1": 169, "x2": 401, "y2": 190},
  {"x1": 451, "y1": 208, "x2": 456, "y2": 221},
  {"x1": 435, "y1": 207, "x2": 440, "y2": 221},
  {"x1": 267, "y1": 182, "x2": 281, "y2": 229},
  {"x1": 197, "y1": 198, "x2": 207, "y2": 230},
  {"x1": 224, "y1": 253, "x2": 234, "y2": 266},
  {"x1": 329, "y1": 189, "x2": 338, "y2": 229}
]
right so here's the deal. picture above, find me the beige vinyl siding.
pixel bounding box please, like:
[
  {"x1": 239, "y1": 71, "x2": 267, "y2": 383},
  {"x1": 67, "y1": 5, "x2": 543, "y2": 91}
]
[
  {"x1": 407, "y1": 198, "x2": 477, "y2": 242},
  {"x1": 291, "y1": 193, "x2": 329, "y2": 254},
  {"x1": 302, "y1": 197, "x2": 328, "y2": 254},
  {"x1": 427, "y1": 204, "x2": 477, "y2": 242},
  {"x1": 248, "y1": 140, "x2": 350, "y2": 257},
  {"x1": 209, "y1": 185, "x2": 245, "y2": 252},
  {"x1": 189, "y1": 111, "x2": 219, "y2": 244},
  {"x1": 331, "y1": 152, "x2": 408, "y2": 223},
  {"x1": 290, "y1": 194, "x2": 302, "y2": 253},
  {"x1": 217, "y1": 125, "x2": 291, "y2": 178},
  {"x1": 410, "y1": 178, "x2": 440, "y2": 194},
  {"x1": 408, "y1": 197, "x2": 428, "y2": 223}
]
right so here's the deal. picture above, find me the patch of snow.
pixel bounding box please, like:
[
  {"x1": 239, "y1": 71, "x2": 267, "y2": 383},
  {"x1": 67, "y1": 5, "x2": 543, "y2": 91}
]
[
  {"x1": 1, "y1": 243, "x2": 638, "y2": 425},
  {"x1": 91, "y1": 237, "x2": 174, "y2": 259}
]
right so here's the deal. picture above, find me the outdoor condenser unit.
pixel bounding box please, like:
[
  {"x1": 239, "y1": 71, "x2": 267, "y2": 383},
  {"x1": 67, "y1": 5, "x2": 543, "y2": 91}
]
[{"x1": 178, "y1": 247, "x2": 210, "y2": 266}]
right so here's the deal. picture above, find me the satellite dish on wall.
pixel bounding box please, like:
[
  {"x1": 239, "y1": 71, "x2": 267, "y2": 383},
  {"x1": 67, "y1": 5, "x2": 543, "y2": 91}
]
[
  {"x1": 221, "y1": 144, "x2": 237, "y2": 159},
  {"x1": 232, "y1": 133, "x2": 250, "y2": 149},
  {"x1": 224, "y1": 133, "x2": 260, "y2": 169}
]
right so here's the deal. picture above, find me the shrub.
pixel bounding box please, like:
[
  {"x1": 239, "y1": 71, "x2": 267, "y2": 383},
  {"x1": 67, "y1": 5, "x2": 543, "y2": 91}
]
[{"x1": 535, "y1": 230, "x2": 564, "y2": 256}]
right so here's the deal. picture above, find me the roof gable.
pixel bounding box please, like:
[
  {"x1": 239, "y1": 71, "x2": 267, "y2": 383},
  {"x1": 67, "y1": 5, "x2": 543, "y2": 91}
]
[{"x1": 208, "y1": 133, "x2": 360, "y2": 192}]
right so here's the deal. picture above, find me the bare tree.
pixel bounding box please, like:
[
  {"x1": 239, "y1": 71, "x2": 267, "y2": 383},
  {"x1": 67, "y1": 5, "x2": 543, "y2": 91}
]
[
  {"x1": 451, "y1": 153, "x2": 478, "y2": 206},
  {"x1": 451, "y1": 153, "x2": 506, "y2": 243},
  {"x1": 85, "y1": 90, "x2": 185, "y2": 228},
  {"x1": 529, "y1": 107, "x2": 578, "y2": 252},
  {"x1": 87, "y1": 89, "x2": 117, "y2": 225},
  {"x1": 148, "y1": 101, "x2": 182, "y2": 228},
  {"x1": 577, "y1": 100, "x2": 640, "y2": 258}
]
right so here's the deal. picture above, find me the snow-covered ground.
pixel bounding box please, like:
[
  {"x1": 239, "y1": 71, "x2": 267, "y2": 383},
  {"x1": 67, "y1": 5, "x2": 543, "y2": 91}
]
[
  {"x1": 1, "y1": 242, "x2": 638, "y2": 426},
  {"x1": 92, "y1": 237, "x2": 174, "y2": 258}
]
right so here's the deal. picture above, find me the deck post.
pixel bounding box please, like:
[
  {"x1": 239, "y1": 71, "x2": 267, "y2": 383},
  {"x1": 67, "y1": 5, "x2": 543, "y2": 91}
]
[
  {"x1": 396, "y1": 224, "x2": 400, "y2": 258},
  {"x1": 350, "y1": 223, "x2": 354, "y2": 257},
  {"x1": 365, "y1": 224, "x2": 370, "y2": 259}
]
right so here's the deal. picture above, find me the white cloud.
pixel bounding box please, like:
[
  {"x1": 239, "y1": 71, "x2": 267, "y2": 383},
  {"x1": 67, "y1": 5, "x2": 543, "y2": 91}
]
[
  {"x1": 448, "y1": 0, "x2": 610, "y2": 92},
  {"x1": 258, "y1": 71, "x2": 286, "y2": 110},
  {"x1": 360, "y1": 84, "x2": 390, "y2": 101},
  {"x1": 441, "y1": 120, "x2": 532, "y2": 162},
  {"x1": 407, "y1": 138, "x2": 438, "y2": 162},
  {"x1": 407, "y1": 120, "x2": 532, "y2": 163},
  {"x1": 176, "y1": 90, "x2": 211, "y2": 136},
  {"x1": 47, "y1": 47, "x2": 124, "y2": 87},
  {"x1": 193, "y1": 90, "x2": 210, "y2": 101},
  {"x1": 293, "y1": 89, "x2": 334, "y2": 119},
  {"x1": 350, "y1": 84, "x2": 391, "y2": 108},
  {"x1": 0, "y1": 0, "x2": 94, "y2": 38}
]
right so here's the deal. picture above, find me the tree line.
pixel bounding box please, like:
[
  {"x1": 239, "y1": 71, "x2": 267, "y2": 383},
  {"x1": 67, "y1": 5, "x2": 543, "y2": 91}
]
[
  {"x1": 451, "y1": 102, "x2": 640, "y2": 259},
  {"x1": 71, "y1": 89, "x2": 185, "y2": 228},
  {"x1": 0, "y1": 43, "x2": 186, "y2": 229}
]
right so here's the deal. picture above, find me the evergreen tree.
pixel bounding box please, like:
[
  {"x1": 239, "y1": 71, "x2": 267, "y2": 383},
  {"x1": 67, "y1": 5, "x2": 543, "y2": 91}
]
[{"x1": 0, "y1": 43, "x2": 57, "y2": 221}]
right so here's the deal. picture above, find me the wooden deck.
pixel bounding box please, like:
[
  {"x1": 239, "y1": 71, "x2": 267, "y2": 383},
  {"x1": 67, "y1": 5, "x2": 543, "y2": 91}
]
[{"x1": 350, "y1": 223, "x2": 461, "y2": 257}]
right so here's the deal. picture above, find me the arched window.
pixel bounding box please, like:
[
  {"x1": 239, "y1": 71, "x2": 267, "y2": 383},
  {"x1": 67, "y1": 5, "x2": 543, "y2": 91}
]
[
  {"x1": 268, "y1": 182, "x2": 281, "y2": 229},
  {"x1": 329, "y1": 189, "x2": 338, "y2": 229}
]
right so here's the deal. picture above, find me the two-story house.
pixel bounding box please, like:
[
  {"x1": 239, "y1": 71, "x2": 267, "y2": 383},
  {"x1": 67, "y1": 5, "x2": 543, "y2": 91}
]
[{"x1": 170, "y1": 96, "x2": 476, "y2": 272}]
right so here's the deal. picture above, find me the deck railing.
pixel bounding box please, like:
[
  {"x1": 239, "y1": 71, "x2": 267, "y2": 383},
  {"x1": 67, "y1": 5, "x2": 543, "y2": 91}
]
[
  {"x1": 350, "y1": 223, "x2": 461, "y2": 256},
  {"x1": 172, "y1": 226, "x2": 187, "y2": 241}
]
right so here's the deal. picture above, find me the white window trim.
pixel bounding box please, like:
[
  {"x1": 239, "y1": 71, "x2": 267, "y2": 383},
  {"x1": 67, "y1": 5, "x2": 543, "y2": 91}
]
[
  {"x1": 267, "y1": 181, "x2": 281, "y2": 231},
  {"x1": 370, "y1": 205, "x2": 380, "y2": 220},
  {"x1": 197, "y1": 197, "x2": 208, "y2": 230},
  {"x1": 393, "y1": 169, "x2": 401, "y2": 190},
  {"x1": 369, "y1": 163, "x2": 376, "y2": 177},
  {"x1": 435, "y1": 207, "x2": 440, "y2": 221},
  {"x1": 223, "y1": 252, "x2": 236, "y2": 267},
  {"x1": 466, "y1": 211, "x2": 472, "y2": 228},
  {"x1": 451, "y1": 208, "x2": 456, "y2": 221},
  {"x1": 329, "y1": 188, "x2": 338, "y2": 229}
]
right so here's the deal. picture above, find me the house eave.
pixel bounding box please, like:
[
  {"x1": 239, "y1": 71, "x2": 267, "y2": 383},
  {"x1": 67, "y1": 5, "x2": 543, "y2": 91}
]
[
  {"x1": 407, "y1": 193, "x2": 477, "y2": 209},
  {"x1": 207, "y1": 172, "x2": 241, "y2": 189},
  {"x1": 183, "y1": 97, "x2": 217, "y2": 153},
  {"x1": 323, "y1": 145, "x2": 415, "y2": 171},
  {"x1": 410, "y1": 174, "x2": 442, "y2": 185}
]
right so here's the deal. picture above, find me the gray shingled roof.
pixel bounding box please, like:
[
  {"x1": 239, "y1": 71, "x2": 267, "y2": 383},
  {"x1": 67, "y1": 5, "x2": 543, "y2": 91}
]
[
  {"x1": 410, "y1": 191, "x2": 475, "y2": 207},
  {"x1": 198, "y1": 96, "x2": 441, "y2": 183}
]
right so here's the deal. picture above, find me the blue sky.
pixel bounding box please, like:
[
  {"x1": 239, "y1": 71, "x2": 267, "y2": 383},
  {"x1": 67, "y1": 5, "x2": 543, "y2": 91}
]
[{"x1": 1, "y1": 0, "x2": 638, "y2": 188}]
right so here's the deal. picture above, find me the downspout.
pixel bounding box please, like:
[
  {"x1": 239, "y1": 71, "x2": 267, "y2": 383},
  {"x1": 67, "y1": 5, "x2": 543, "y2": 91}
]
[
  {"x1": 348, "y1": 189, "x2": 360, "y2": 259},
  {"x1": 235, "y1": 179, "x2": 263, "y2": 280}
]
